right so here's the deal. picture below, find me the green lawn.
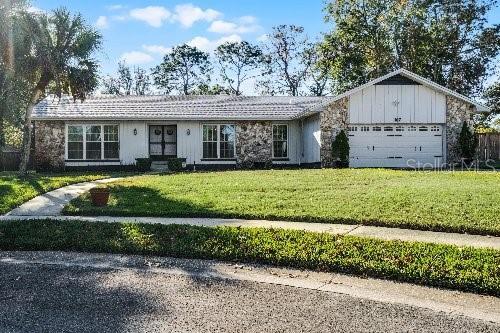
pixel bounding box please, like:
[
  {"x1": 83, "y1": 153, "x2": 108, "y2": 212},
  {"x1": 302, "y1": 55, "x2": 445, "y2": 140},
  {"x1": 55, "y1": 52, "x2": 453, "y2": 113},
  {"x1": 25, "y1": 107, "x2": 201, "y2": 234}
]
[
  {"x1": 0, "y1": 172, "x2": 112, "y2": 214},
  {"x1": 65, "y1": 169, "x2": 500, "y2": 236},
  {"x1": 1, "y1": 219, "x2": 498, "y2": 296}
]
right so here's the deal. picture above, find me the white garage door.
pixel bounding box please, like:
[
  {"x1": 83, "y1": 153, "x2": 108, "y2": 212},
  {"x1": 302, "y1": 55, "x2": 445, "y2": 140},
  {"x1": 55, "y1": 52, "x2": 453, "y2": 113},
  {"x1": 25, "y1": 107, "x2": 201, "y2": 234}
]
[{"x1": 349, "y1": 124, "x2": 443, "y2": 168}]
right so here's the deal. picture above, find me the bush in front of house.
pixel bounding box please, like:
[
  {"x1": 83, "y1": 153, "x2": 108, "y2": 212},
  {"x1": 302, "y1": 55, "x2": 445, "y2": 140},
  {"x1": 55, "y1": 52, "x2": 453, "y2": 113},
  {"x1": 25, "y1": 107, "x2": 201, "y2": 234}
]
[
  {"x1": 332, "y1": 130, "x2": 349, "y2": 168},
  {"x1": 135, "y1": 158, "x2": 152, "y2": 172},
  {"x1": 458, "y1": 121, "x2": 478, "y2": 163},
  {"x1": 0, "y1": 219, "x2": 499, "y2": 296},
  {"x1": 167, "y1": 158, "x2": 185, "y2": 172}
]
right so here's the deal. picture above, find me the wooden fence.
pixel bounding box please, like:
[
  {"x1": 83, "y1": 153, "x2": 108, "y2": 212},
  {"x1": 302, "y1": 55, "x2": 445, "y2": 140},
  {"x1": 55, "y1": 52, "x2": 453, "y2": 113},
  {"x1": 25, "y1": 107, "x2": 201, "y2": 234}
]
[{"x1": 477, "y1": 133, "x2": 500, "y2": 161}]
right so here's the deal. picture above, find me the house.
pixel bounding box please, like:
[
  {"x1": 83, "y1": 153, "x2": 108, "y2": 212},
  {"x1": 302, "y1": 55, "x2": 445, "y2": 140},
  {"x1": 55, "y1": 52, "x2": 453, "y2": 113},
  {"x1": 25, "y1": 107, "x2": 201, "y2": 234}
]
[{"x1": 31, "y1": 69, "x2": 489, "y2": 170}]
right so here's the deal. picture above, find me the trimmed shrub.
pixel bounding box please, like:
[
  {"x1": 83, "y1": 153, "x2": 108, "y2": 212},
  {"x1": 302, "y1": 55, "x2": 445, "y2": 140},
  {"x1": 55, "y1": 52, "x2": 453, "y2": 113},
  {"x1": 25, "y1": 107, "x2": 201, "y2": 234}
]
[
  {"x1": 332, "y1": 130, "x2": 349, "y2": 168},
  {"x1": 135, "y1": 158, "x2": 152, "y2": 172},
  {"x1": 458, "y1": 121, "x2": 478, "y2": 163}
]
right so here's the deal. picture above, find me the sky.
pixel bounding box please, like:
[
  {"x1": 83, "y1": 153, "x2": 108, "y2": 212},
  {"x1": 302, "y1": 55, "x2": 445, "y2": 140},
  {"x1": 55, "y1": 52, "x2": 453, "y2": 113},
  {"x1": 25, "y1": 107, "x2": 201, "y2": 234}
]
[{"x1": 32, "y1": 0, "x2": 500, "y2": 87}]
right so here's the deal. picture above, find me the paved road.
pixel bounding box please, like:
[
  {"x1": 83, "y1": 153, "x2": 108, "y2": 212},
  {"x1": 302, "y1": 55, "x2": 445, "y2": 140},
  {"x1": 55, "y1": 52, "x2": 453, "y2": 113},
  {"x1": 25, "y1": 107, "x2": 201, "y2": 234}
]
[{"x1": 0, "y1": 252, "x2": 498, "y2": 333}]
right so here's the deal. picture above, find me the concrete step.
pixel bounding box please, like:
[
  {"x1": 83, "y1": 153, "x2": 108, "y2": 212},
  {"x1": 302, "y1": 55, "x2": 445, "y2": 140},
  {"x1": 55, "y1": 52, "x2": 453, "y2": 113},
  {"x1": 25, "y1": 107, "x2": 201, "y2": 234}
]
[{"x1": 151, "y1": 161, "x2": 169, "y2": 172}]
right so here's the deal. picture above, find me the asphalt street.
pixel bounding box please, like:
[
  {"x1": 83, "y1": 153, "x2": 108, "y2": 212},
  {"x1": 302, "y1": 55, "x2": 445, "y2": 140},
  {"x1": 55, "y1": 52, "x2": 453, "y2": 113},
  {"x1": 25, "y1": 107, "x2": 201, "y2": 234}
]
[{"x1": 0, "y1": 252, "x2": 498, "y2": 333}]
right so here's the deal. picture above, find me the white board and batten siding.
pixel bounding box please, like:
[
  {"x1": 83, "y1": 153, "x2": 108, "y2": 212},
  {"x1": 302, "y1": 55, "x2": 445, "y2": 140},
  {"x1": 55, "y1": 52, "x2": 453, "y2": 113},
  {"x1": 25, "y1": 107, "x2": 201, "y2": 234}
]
[
  {"x1": 348, "y1": 85, "x2": 446, "y2": 124},
  {"x1": 348, "y1": 83, "x2": 446, "y2": 168}
]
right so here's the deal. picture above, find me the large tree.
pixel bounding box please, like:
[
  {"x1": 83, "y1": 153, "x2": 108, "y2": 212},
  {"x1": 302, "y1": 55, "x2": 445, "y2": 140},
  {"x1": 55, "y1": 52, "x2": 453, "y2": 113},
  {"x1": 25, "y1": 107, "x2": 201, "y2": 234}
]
[
  {"x1": 215, "y1": 41, "x2": 263, "y2": 95},
  {"x1": 321, "y1": 0, "x2": 500, "y2": 96},
  {"x1": 259, "y1": 25, "x2": 315, "y2": 96},
  {"x1": 152, "y1": 44, "x2": 211, "y2": 95},
  {"x1": 102, "y1": 61, "x2": 151, "y2": 95},
  {"x1": 13, "y1": 8, "x2": 102, "y2": 174}
]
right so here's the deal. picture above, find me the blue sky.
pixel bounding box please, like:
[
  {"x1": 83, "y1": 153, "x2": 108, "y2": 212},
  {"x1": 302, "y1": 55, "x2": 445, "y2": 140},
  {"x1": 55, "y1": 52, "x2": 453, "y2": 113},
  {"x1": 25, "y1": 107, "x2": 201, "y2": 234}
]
[{"x1": 33, "y1": 0, "x2": 499, "y2": 84}]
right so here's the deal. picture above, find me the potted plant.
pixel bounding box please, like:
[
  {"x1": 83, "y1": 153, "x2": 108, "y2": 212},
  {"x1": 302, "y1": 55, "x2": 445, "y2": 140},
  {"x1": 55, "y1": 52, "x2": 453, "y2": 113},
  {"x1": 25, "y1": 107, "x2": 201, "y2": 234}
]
[{"x1": 89, "y1": 187, "x2": 110, "y2": 206}]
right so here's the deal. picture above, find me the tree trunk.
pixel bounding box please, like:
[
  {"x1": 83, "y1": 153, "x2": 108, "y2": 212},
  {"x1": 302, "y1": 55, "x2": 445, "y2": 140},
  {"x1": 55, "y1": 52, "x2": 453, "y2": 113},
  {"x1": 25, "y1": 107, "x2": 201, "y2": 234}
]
[{"x1": 18, "y1": 88, "x2": 43, "y2": 175}]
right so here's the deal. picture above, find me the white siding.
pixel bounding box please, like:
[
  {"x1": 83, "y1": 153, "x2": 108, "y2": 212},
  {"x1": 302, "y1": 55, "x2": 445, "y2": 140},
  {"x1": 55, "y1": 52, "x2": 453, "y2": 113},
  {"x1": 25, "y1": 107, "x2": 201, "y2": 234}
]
[
  {"x1": 301, "y1": 115, "x2": 320, "y2": 163},
  {"x1": 120, "y1": 121, "x2": 148, "y2": 165},
  {"x1": 348, "y1": 84, "x2": 446, "y2": 124}
]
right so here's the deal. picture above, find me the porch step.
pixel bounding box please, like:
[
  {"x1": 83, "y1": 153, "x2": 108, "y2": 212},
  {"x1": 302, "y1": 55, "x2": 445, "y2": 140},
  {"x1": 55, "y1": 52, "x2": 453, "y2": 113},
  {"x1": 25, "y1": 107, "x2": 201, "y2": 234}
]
[{"x1": 151, "y1": 161, "x2": 169, "y2": 172}]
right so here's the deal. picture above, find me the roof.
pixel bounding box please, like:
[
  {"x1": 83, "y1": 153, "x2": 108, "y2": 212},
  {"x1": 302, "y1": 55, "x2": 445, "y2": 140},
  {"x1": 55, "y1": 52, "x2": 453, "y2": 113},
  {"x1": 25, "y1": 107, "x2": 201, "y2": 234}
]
[
  {"x1": 32, "y1": 69, "x2": 490, "y2": 121},
  {"x1": 32, "y1": 95, "x2": 334, "y2": 121},
  {"x1": 326, "y1": 68, "x2": 490, "y2": 113}
]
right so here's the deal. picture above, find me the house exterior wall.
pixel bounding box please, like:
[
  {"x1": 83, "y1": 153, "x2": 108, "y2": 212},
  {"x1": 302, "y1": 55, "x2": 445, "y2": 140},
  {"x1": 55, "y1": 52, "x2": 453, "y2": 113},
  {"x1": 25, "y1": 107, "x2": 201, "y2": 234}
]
[
  {"x1": 34, "y1": 119, "x2": 302, "y2": 169},
  {"x1": 445, "y1": 96, "x2": 475, "y2": 164},
  {"x1": 348, "y1": 84, "x2": 446, "y2": 124},
  {"x1": 34, "y1": 120, "x2": 65, "y2": 170},
  {"x1": 320, "y1": 97, "x2": 349, "y2": 167},
  {"x1": 301, "y1": 114, "x2": 321, "y2": 164}
]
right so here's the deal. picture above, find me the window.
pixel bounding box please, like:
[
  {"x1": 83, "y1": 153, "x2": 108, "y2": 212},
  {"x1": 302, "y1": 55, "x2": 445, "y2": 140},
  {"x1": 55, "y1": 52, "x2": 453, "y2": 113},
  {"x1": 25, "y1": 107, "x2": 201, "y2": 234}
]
[
  {"x1": 431, "y1": 125, "x2": 440, "y2": 132},
  {"x1": 384, "y1": 126, "x2": 393, "y2": 132},
  {"x1": 67, "y1": 124, "x2": 119, "y2": 160},
  {"x1": 361, "y1": 126, "x2": 370, "y2": 132},
  {"x1": 395, "y1": 126, "x2": 404, "y2": 132},
  {"x1": 202, "y1": 124, "x2": 235, "y2": 159},
  {"x1": 104, "y1": 125, "x2": 119, "y2": 159},
  {"x1": 372, "y1": 126, "x2": 382, "y2": 132},
  {"x1": 273, "y1": 124, "x2": 288, "y2": 158},
  {"x1": 419, "y1": 126, "x2": 429, "y2": 132},
  {"x1": 348, "y1": 126, "x2": 358, "y2": 132},
  {"x1": 408, "y1": 126, "x2": 417, "y2": 132},
  {"x1": 219, "y1": 125, "x2": 235, "y2": 158},
  {"x1": 67, "y1": 126, "x2": 83, "y2": 159}
]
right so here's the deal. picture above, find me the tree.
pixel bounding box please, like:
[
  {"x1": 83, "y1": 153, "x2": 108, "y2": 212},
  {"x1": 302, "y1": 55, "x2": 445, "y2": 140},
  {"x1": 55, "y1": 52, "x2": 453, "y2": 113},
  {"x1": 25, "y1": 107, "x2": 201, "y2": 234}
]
[
  {"x1": 259, "y1": 25, "x2": 314, "y2": 96},
  {"x1": 332, "y1": 130, "x2": 349, "y2": 168},
  {"x1": 102, "y1": 61, "x2": 151, "y2": 95},
  {"x1": 152, "y1": 44, "x2": 210, "y2": 95},
  {"x1": 458, "y1": 121, "x2": 478, "y2": 162},
  {"x1": 13, "y1": 8, "x2": 102, "y2": 174},
  {"x1": 215, "y1": 41, "x2": 264, "y2": 95},
  {"x1": 192, "y1": 83, "x2": 231, "y2": 95},
  {"x1": 484, "y1": 80, "x2": 500, "y2": 116},
  {"x1": 321, "y1": 0, "x2": 500, "y2": 96},
  {"x1": 304, "y1": 43, "x2": 331, "y2": 96}
]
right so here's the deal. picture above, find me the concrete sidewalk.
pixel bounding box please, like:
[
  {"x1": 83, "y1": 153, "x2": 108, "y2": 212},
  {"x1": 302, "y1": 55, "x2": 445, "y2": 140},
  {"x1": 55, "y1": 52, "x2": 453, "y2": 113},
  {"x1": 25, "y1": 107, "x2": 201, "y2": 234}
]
[
  {"x1": 2, "y1": 178, "x2": 499, "y2": 250},
  {"x1": 2, "y1": 215, "x2": 499, "y2": 250}
]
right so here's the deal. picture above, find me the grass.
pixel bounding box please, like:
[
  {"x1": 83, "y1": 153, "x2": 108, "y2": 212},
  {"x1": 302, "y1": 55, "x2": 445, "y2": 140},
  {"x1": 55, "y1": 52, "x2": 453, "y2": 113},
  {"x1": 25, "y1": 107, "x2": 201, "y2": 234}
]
[
  {"x1": 0, "y1": 172, "x2": 113, "y2": 214},
  {"x1": 0, "y1": 219, "x2": 498, "y2": 296},
  {"x1": 65, "y1": 169, "x2": 500, "y2": 236}
]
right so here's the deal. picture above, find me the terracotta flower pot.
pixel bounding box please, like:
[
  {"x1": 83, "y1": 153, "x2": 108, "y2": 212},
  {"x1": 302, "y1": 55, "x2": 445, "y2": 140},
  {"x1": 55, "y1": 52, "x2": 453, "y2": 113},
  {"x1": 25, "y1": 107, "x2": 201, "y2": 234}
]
[{"x1": 90, "y1": 188, "x2": 110, "y2": 207}]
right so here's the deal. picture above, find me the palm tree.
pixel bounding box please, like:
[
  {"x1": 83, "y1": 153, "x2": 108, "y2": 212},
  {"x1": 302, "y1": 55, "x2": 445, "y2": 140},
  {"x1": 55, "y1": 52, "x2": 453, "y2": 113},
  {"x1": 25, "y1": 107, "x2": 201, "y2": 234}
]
[{"x1": 15, "y1": 8, "x2": 102, "y2": 174}]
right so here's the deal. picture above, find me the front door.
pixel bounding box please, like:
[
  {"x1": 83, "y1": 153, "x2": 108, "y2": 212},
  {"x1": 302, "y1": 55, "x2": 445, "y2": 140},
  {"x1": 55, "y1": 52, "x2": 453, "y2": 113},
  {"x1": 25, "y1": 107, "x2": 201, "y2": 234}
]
[{"x1": 149, "y1": 125, "x2": 177, "y2": 159}]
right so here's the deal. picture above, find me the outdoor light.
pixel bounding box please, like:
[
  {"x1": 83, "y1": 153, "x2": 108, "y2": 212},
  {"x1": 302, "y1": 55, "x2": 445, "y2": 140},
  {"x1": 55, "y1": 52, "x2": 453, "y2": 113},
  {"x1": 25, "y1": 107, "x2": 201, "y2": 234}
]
[
  {"x1": 186, "y1": 129, "x2": 191, "y2": 136},
  {"x1": 133, "y1": 128, "x2": 137, "y2": 135}
]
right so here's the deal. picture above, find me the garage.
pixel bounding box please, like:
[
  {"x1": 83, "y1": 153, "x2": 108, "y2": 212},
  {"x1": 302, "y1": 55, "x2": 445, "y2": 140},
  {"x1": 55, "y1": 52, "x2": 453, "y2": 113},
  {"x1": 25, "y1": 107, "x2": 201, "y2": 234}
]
[
  {"x1": 346, "y1": 72, "x2": 448, "y2": 168},
  {"x1": 349, "y1": 124, "x2": 443, "y2": 168}
]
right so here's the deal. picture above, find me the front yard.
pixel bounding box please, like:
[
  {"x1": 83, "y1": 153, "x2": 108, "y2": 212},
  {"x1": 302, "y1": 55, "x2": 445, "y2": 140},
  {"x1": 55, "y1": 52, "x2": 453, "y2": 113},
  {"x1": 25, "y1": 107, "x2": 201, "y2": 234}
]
[
  {"x1": 0, "y1": 172, "x2": 111, "y2": 214},
  {"x1": 65, "y1": 169, "x2": 500, "y2": 236}
]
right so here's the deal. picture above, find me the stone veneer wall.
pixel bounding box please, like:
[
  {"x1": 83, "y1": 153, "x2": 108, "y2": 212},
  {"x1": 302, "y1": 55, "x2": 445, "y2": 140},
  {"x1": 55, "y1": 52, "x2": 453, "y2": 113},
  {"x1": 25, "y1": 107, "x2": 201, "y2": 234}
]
[
  {"x1": 34, "y1": 121, "x2": 65, "y2": 170},
  {"x1": 320, "y1": 97, "x2": 349, "y2": 167},
  {"x1": 235, "y1": 121, "x2": 272, "y2": 168},
  {"x1": 445, "y1": 96, "x2": 475, "y2": 164}
]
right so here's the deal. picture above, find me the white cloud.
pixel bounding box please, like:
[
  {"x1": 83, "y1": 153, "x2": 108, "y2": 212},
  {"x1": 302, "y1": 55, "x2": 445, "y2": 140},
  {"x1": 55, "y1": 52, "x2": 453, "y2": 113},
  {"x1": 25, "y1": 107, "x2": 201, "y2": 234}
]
[
  {"x1": 187, "y1": 34, "x2": 242, "y2": 52},
  {"x1": 208, "y1": 16, "x2": 261, "y2": 34},
  {"x1": 256, "y1": 34, "x2": 269, "y2": 42},
  {"x1": 142, "y1": 44, "x2": 171, "y2": 55},
  {"x1": 107, "y1": 4, "x2": 125, "y2": 11},
  {"x1": 95, "y1": 16, "x2": 109, "y2": 29},
  {"x1": 120, "y1": 51, "x2": 154, "y2": 65},
  {"x1": 27, "y1": 6, "x2": 44, "y2": 14},
  {"x1": 129, "y1": 6, "x2": 172, "y2": 28},
  {"x1": 173, "y1": 4, "x2": 221, "y2": 28}
]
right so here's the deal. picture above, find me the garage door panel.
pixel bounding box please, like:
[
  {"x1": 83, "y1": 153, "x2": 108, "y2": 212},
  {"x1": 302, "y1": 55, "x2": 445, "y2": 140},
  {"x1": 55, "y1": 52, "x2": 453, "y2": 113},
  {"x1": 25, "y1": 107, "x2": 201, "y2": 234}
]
[{"x1": 349, "y1": 124, "x2": 443, "y2": 168}]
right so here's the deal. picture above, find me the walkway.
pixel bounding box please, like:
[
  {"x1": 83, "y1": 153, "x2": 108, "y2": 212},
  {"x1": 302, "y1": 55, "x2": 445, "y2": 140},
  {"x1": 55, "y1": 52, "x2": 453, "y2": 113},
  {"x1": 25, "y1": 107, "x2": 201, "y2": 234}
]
[{"x1": 1, "y1": 179, "x2": 499, "y2": 250}]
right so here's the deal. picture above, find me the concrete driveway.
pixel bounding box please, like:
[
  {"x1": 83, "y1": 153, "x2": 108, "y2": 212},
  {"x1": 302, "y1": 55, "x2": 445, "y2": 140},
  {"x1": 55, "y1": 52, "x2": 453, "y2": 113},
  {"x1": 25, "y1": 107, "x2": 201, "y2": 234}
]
[{"x1": 0, "y1": 252, "x2": 498, "y2": 333}]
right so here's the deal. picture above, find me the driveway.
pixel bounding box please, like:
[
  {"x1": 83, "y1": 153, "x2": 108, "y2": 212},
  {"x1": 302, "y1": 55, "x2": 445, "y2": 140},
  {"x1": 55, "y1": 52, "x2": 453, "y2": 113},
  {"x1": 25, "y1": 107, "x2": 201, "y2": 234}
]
[{"x1": 0, "y1": 252, "x2": 498, "y2": 333}]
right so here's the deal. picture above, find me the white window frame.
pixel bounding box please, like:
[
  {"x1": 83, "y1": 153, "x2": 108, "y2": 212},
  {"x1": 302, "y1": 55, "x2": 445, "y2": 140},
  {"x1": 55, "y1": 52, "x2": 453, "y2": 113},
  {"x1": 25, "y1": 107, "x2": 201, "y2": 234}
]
[
  {"x1": 272, "y1": 124, "x2": 289, "y2": 159},
  {"x1": 201, "y1": 124, "x2": 236, "y2": 159},
  {"x1": 65, "y1": 124, "x2": 120, "y2": 161}
]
